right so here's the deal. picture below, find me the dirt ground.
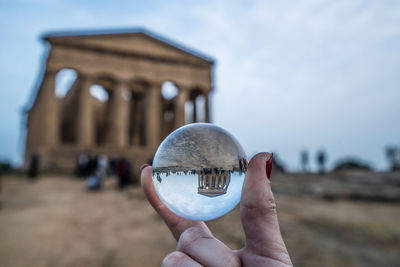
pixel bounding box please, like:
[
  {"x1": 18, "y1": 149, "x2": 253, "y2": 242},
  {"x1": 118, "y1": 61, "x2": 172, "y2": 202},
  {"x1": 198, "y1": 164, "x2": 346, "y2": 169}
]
[{"x1": 0, "y1": 174, "x2": 399, "y2": 267}]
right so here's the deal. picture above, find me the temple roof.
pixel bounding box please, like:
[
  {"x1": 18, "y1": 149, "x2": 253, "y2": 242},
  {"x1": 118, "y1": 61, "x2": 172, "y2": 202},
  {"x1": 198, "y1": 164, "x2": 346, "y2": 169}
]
[{"x1": 42, "y1": 28, "x2": 214, "y2": 65}]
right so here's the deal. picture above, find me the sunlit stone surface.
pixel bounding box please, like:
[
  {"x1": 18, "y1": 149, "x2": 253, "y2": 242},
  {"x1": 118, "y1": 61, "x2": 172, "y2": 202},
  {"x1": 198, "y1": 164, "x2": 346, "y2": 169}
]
[{"x1": 152, "y1": 123, "x2": 248, "y2": 221}]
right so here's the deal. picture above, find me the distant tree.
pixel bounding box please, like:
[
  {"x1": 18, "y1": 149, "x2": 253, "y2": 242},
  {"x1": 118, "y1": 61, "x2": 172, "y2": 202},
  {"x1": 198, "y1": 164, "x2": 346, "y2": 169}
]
[
  {"x1": 272, "y1": 153, "x2": 287, "y2": 174},
  {"x1": 300, "y1": 150, "x2": 309, "y2": 172},
  {"x1": 385, "y1": 146, "x2": 400, "y2": 171},
  {"x1": 316, "y1": 149, "x2": 327, "y2": 174},
  {"x1": 0, "y1": 161, "x2": 13, "y2": 174},
  {"x1": 333, "y1": 158, "x2": 372, "y2": 172}
]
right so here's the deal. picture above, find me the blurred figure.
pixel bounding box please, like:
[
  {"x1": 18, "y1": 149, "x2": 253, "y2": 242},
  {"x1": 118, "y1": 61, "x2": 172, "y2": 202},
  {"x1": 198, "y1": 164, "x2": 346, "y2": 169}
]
[
  {"x1": 116, "y1": 157, "x2": 131, "y2": 190},
  {"x1": 85, "y1": 154, "x2": 106, "y2": 191},
  {"x1": 108, "y1": 157, "x2": 118, "y2": 176},
  {"x1": 97, "y1": 155, "x2": 109, "y2": 179},
  {"x1": 385, "y1": 146, "x2": 400, "y2": 171},
  {"x1": 0, "y1": 161, "x2": 13, "y2": 209},
  {"x1": 300, "y1": 150, "x2": 309, "y2": 172},
  {"x1": 316, "y1": 149, "x2": 327, "y2": 173},
  {"x1": 27, "y1": 154, "x2": 39, "y2": 180},
  {"x1": 87, "y1": 155, "x2": 98, "y2": 176},
  {"x1": 76, "y1": 153, "x2": 89, "y2": 177},
  {"x1": 86, "y1": 174, "x2": 102, "y2": 191},
  {"x1": 0, "y1": 166, "x2": 3, "y2": 210}
]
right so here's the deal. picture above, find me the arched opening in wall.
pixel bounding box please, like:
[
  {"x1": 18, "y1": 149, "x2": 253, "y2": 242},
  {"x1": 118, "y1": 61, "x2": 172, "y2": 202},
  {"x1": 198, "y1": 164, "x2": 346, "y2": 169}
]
[
  {"x1": 187, "y1": 88, "x2": 204, "y2": 124},
  {"x1": 161, "y1": 81, "x2": 178, "y2": 100},
  {"x1": 58, "y1": 69, "x2": 79, "y2": 144},
  {"x1": 128, "y1": 81, "x2": 149, "y2": 146},
  {"x1": 90, "y1": 84, "x2": 110, "y2": 145},
  {"x1": 161, "y1": 81, "x2": 179, "y2": 138},
  {"x1": 185, "y1": 101, "x2": 194, "y2": 124},
  {"x1": 195, "y1": 95, "x2": 206, "y2": 122},
  {"x1": 55, "y1": 69, "x2": 78, "y2": 98},
  {"x1": 90, "y1": 85, "x2": 109, "y2": 102},
  {"x1": 123, "y1": 89, "x2": 132, "y2": 101}
]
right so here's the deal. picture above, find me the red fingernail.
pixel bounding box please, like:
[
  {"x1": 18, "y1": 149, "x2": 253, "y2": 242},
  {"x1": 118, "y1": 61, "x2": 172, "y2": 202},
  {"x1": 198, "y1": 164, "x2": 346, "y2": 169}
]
[
  {"x1": 140, "y1": 164, "x2": 150, "y2": 172},
  {"x1": 266, "y1": 153, "x2": 273, "y2": 179}
]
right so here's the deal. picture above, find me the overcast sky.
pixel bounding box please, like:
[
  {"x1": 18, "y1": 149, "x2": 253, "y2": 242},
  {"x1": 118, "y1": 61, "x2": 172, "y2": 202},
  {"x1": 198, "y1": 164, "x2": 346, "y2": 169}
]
[{"x1": 1, "y1": 0, "x2": 399, "y2": 171}]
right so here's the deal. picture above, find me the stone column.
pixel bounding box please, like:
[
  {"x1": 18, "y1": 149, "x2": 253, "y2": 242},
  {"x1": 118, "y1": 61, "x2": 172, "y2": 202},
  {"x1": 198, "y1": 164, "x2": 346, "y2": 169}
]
[
  {"x1": 34, "y1": 70, "x2": 59, "y2": 148},
  {"x1": 175, "y1": 88, "x2": 188, "y2": 128},
  {"x1": 216, "y1": 175, "x2": 220, "y2": 189},
  {"x1": 192, "y1": 98, "x2": 197, "y2": 123},
  {"x1": 130, "y1": 92, "x2": 147, "y2": 146},
  {"x1": 224, "y1": 176, "x2": 230, "y2": 189},
  {"x1": 130, "y1": 93, "x2": 139, "y2": 146},
  {"x1": 76, "y1": 76, "x2": 94, "y2": 147},
  {"x1": 137, "y1": 93, "x2": 147, "y2": 145},
  {"x1": 146, "y1": 82, "x2": 162, "y2": 149},
  {"x1": 198, "y1": 175, "x2": 201, "y2": 189},
  {"x1": 25, "y1": 69, "x2": 60, "y2": 171},
  {"x1": 105, "y1": 81, "x2": 129, "y2": 147},
  {"x1": 205, "y1": 91, "x2": 211, "y2": 123}
]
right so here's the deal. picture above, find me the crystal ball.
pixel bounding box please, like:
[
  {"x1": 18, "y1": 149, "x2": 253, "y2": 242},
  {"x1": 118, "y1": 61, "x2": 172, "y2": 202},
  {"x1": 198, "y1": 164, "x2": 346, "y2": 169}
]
[{"x1": 152, "y1": 123, "x2": 248, "y2": 221}]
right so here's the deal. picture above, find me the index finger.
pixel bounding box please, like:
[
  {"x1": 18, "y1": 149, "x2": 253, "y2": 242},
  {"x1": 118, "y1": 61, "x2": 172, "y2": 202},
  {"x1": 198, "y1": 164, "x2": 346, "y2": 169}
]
[{"x1": 140, "y1": 165, "x2": 212, "y2": 241}]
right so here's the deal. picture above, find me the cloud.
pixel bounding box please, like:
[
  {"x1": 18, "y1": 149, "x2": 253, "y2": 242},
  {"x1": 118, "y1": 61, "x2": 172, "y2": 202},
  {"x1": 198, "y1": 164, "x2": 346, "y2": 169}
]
[{"x1": 0, "y1": 0, "x2": 399, "y2": 170}]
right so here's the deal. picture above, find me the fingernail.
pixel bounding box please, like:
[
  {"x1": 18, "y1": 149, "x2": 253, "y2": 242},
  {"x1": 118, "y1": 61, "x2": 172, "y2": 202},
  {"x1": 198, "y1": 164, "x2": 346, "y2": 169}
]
[
  {"x1": 266, "y1": 153, "x2": 273, "y2": 179},
  {"x1": 140, "y1": 164, "x2": 150, "y2": 172}
]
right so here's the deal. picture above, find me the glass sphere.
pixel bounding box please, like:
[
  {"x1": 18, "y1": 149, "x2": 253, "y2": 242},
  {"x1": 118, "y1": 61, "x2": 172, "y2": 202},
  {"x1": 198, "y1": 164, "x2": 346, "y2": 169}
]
[{"x1": 152, "y1": 123, "x2": 248, "y2": 221}]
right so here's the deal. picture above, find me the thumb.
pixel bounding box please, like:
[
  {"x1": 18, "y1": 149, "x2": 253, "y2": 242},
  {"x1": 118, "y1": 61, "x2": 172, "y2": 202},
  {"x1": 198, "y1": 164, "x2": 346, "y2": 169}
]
[{"x1": 240, "y1": 152, "x2": 289, "y2": 260}]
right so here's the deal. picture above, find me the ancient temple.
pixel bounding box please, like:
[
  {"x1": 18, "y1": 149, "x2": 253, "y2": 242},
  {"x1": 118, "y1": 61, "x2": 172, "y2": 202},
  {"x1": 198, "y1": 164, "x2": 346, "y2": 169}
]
[
  {"x1": 24, "y1": 29, "x2": 214, "y2": 180},
  {"x1": 198, "y1": 168, "x2": 231, "y2": 197}
]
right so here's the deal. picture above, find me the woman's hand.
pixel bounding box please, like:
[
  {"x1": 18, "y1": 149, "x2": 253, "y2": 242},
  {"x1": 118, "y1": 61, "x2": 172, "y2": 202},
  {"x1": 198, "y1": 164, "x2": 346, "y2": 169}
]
[{"x1": 140, "y1": 152, "x2": 292, "y2": 267}]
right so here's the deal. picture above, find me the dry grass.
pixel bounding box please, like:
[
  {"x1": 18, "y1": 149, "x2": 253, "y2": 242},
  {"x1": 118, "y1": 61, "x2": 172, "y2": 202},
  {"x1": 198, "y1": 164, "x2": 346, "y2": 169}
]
[{"x1": 0, "y1": 173, "x2": 399, "y2": 267}]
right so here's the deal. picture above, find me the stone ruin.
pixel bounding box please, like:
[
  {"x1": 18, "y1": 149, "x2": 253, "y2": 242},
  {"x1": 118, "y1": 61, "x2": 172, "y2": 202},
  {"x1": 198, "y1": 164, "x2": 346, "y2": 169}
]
[{"x1": 24, "y1": 29, "x2": 214, "y2": 181}]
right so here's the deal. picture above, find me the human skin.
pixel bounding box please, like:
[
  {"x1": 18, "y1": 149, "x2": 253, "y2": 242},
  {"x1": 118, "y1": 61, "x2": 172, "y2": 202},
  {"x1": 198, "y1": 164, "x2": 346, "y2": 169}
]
[{"x1": 140, "y1": 152, "x2": 293, "y2": 267}]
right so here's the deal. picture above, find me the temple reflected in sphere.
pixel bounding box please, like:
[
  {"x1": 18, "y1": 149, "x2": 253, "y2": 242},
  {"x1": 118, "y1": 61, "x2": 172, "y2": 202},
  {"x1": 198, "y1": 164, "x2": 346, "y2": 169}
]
[{"x1": 152, "y1": 123, "x2": 248, "y2": 221}]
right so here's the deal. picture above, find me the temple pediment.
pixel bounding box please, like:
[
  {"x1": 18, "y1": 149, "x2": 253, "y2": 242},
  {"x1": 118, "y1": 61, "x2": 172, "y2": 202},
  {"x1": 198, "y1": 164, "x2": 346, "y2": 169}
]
[{"x1": 43, "y1": 29, "x2": 214, "y2": 66}]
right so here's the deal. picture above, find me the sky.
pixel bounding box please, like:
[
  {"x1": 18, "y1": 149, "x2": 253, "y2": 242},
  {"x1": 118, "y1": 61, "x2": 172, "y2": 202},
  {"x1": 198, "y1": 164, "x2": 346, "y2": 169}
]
[{"x1": 0, "y1": 0, "x2": 399, "y2": 171}]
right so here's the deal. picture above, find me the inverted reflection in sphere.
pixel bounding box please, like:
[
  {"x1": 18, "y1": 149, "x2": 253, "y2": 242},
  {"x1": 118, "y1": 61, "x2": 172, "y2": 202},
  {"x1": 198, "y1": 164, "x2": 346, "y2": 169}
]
[{"x1": 152, "y1": 123, "x2": 248, "y2": 221}]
